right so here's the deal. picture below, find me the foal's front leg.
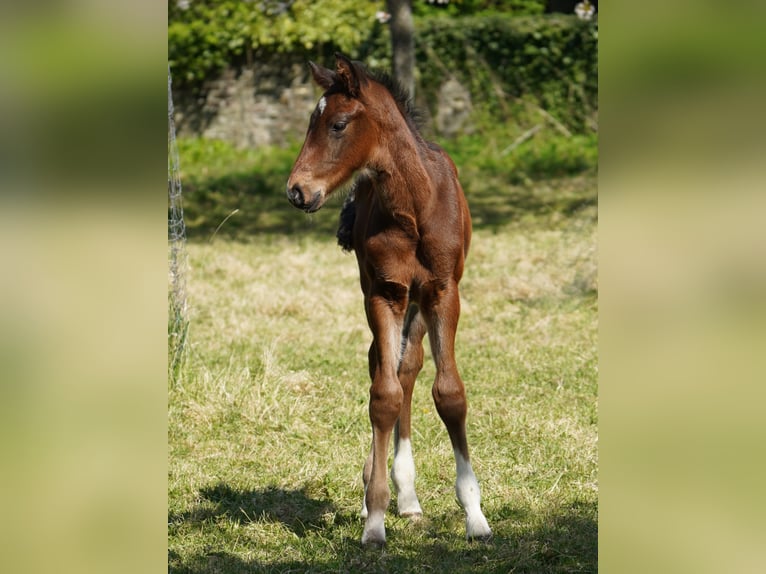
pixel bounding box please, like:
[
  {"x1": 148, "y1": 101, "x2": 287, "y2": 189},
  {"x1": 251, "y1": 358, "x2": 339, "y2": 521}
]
[
  {"x1": 362, "y1": 314, "x2": 424, "y2": 522},
  {"x1": 361, "y1": 291, "x2": 406, "y2": 547}
]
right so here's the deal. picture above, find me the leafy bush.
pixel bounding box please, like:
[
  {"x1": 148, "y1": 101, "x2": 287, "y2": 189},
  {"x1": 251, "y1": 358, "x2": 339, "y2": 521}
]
[
  {"x1": 355, "y1": 13, "x2": 597, "y2": 134},
  {"x1": 413, "y1": 0, "x2": 546, "y2": 17},
  {"x1": 169, "y1": 4, "x2": 597, "y2": 135},
  {"x1": 168, "y1": 0, "x2": 378, "y2": 85},
  {"x1": 414, "y1": 15, "x2": 598, "y2": 133}
]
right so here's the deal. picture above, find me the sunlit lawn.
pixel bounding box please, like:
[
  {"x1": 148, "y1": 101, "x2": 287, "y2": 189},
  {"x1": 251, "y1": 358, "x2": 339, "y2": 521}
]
[{"x1": 168, "y1": 138, "x2": 597, "y2": 573}]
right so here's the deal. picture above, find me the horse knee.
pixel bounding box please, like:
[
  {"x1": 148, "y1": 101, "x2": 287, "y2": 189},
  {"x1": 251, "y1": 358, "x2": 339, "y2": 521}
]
[
  {"x1": 369, "y1": 379, "x2": 403, "y2": 428},
  {"x1": 432, "y1": 376, "x2": 467, "y2": 426}
]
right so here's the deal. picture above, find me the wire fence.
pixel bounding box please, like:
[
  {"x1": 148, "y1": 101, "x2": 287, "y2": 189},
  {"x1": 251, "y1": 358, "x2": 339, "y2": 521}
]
[{"x1": 168, "y1": 65, "x2": 189, "y2": 381}]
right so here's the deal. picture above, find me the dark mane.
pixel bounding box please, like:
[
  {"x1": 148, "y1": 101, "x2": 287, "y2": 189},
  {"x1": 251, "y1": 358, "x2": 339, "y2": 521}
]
[{"x1": 367, "y1": 69, "x2": 426, "y2": 137}]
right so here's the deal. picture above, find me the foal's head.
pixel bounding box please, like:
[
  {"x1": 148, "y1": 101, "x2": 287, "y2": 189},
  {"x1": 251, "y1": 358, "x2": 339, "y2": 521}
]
[{"x1": 286, "y1": 53, "x2": 386, "y2": 213}]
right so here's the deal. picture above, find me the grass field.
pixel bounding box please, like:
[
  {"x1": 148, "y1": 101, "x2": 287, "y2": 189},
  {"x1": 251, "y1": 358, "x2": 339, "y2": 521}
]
[{"x1": 168, "y1": 138, "x2": 597, "y2": 573}]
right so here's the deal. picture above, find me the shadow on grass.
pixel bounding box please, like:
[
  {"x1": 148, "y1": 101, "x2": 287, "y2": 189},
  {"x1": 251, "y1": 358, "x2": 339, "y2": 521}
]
[
  {"x1": 181, "y1": 170, "x2": 346, "y2": 243},
  {"x1": 180, "y1": 168, "x2": 597, "y2": 243},
  {"x1": 168, "y1": 483, "x2": 346, "y2": 538},
  {"x1": 462, "y1": 172, "x2": 597, "y2": 231},
  {"x1": 169, "y1": 492, "x2": 597, "y2": 574}
]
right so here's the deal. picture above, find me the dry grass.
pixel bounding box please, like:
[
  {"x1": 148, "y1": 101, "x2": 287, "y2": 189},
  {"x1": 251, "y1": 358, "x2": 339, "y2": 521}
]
[{"x1": 169, "y1": 176, "x2": 597, "y2": 573}]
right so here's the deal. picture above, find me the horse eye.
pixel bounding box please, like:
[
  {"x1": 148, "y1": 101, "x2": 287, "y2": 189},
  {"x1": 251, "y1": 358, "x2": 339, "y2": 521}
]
[{"x1": 332, "y1": 121, "x2": 348, "y2": 133}]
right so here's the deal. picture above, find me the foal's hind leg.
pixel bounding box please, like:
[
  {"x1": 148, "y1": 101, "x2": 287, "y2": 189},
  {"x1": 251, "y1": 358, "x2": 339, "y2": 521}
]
[
  {"x1": 424, "y1": 283, "x2": 492, "y2": 541},
  {"x1": 390, "y1": 308, "x2": 426, "y2": 518}
]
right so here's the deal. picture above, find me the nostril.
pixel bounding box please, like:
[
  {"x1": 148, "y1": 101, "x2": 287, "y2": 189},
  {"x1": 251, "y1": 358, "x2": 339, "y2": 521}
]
[{"x1": 287, "y1": 183, "x2": 304, "y2": 206}]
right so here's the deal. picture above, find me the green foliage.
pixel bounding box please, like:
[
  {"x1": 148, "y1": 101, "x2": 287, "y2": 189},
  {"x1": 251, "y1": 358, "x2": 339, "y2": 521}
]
[
  {"x1": 414, "y1": 0, "x2": 546, "y2": 18},
  {"x1": 354, "y1": 13, "x2": 598, "y2": 134},
  {"x1": 415, "y1": 14, "x2": 598, "y2": 133},
  {"x1": 169, "y1": 5, "x2": 597, "y2": 133},
  {"x1": 168, "y1": 0, "x2": 379, "y2": 85}
]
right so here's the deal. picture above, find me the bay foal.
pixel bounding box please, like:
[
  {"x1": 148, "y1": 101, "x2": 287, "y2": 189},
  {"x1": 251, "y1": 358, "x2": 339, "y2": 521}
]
[{"x1": 286, "y1": 53, "x2": 491, "y2": 547}]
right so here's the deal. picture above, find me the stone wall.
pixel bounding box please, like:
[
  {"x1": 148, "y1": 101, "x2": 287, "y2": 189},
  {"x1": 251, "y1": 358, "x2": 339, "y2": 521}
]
[
  {"x1": 172, "y1": 60, "x2": 472, "y2": 148},
  {"x1": 173, "y1": 60, "x2": 319, "y2": 148}
]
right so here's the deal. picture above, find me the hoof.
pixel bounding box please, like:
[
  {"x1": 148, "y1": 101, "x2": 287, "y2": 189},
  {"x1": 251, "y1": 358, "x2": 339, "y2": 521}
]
[
  {"x1": 361, "y1": 537, "x2": 386, "y2": 550},
  {"x1": 467, "y1": 532, "x2": 493, "y2": 544},
  {"x1": 465, "y1": 512, "x2": 492, "y2": 542},
  {"x1": 400, "y1": 511, "x2": 423, "y2": 522},
  {"x1": 361, "y1": 529, "x2": 386, "y2": 549},
  {"x1": 361, "y1": 513, "x2": 386, "y2": 548}
]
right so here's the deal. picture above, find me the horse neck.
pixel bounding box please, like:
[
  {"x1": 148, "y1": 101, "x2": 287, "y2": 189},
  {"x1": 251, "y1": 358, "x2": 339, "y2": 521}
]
[{"x1": 370, "y1": 112, "x2": 432, "y2": 223}]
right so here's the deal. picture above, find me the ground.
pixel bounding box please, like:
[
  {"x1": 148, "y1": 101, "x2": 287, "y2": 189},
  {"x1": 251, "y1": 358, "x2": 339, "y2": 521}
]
[{"x1": 168, "y1": 170, "x2": 597, "y2": 573}]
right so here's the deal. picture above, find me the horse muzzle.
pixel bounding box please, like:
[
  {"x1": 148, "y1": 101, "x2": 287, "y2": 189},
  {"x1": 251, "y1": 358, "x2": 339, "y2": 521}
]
[{"x1": 286, "y1": 182, "x2": 324, "y2": 213}]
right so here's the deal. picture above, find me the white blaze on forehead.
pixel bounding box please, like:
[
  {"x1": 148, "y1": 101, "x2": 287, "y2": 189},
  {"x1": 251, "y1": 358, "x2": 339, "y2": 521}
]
[{"x1": 317, "y1": 96, "x2": 327, "y2": 116}]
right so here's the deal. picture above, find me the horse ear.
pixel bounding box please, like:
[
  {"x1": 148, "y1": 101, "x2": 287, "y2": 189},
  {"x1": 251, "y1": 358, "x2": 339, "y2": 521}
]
[
  {"x1": 335, "y1": 52, "x2": 366, "y2": 97},
  {"x1": 308, "y1": 61, "x2": 336, "y2": 90}
]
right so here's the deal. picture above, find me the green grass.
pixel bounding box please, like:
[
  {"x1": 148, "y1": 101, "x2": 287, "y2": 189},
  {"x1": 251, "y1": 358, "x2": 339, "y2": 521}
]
[
  {"x1": 175, "y1": 128, "x2": 596, "y2": 241},
  {"x1": 169, "y1": 136, "x2": 597, "y2": 573}
]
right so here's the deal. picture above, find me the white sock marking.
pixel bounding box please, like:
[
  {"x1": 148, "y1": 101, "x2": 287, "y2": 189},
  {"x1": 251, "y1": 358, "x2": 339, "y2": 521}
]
[
  {"x1": 361, "y1": 510, "x2": 386, "y2": 546},
  {"x1": 360, "y1": 483, "x2": 368, "y2": 518},
  {"x1": 391, "y1": 438, "x2": 423, "y2": 516},
  {"x1": 454, "y1": 450, "x2": 492, "y2": 539}
]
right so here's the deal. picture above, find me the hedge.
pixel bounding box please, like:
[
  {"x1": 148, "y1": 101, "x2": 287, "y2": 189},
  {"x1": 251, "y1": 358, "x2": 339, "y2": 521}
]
[
  {"x1": 169, "y1": 7, "x2": 597, "y2": 134},
  {"x1": 415, "y1": 15, "x2": 598, "y2": 133},
  {"x1": 355, "y1": 14, "x2": 597, "y2": 133}
]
